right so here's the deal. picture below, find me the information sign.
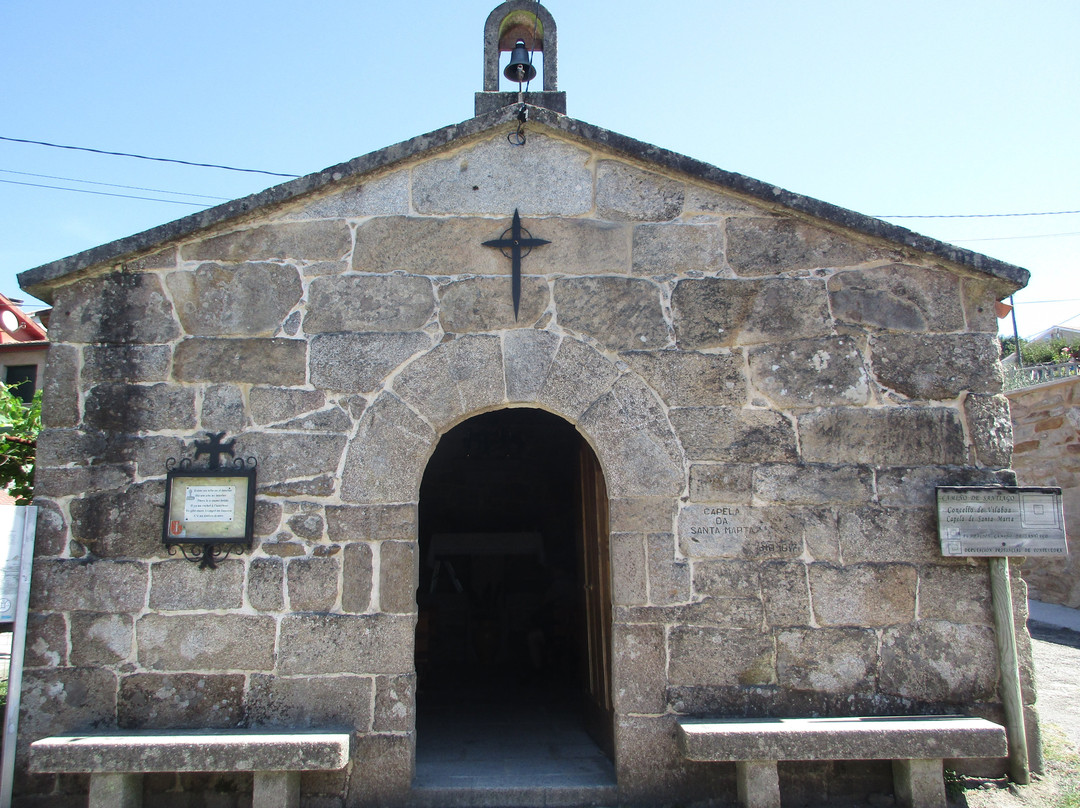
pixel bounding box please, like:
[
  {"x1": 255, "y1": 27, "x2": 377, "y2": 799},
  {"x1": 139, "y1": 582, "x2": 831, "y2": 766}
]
[
  {"x1": 937, "y1": 486, "x2": 1067, "y2": 557},
  {"x1": 1, "y1": 505, "x2": 37, "y2": 806},
  {"x1": 163, "y1": 469, "x2": 255, "y2": 545},
  {"x1": 0, "y1": 507, "x2": 23, "y2": 622}
]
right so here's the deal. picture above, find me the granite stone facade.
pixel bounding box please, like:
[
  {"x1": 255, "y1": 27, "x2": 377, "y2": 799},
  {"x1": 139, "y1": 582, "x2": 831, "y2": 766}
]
[{"x1": 17, "y1": 109, "x2": 1032, "y2": 807}]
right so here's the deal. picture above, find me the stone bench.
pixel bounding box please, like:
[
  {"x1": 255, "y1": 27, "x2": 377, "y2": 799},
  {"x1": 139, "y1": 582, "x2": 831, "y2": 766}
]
[
  {"x1": 29, "y1": 731, "x2": 352, "y2": 808},
  {"x1": 677, "y1": 715, "x2": 1008, "y2": 808}
]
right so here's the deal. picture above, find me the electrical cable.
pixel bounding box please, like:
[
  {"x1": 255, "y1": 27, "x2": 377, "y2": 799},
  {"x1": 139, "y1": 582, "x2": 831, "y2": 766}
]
[
  {"x1": 506, "y1": 0, "x2": 544, "y2": 147},
  {"x1": 1040, "y1": 311, "x2": 1080, "y2": 330},
  {"x1": 4, "y1": 134, "x2": 1079, "y2": 235},
  {"x1": 877, "y1": 209, "x2": 1080, "y2": 219},
  {"x1": 947, "y1": 232, "x2": 1080, "y2": 243},
  {"x1": 0, "y1": 168, "x2": 231, "y2": 201},
  {"x1": 1013, "y1": 299, "x2": 1080, "y2": 305},
  {"x1": 0, "y1": 178, "x2": 210, "y2": 207},
  {"x1": 0, "y1": 135, "x2": 300, "y2": 178}
]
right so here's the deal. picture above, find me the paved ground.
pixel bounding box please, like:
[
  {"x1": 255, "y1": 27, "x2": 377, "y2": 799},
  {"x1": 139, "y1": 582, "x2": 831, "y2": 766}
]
[
  {"x1": 1029, "y1": 622, "x2": 1080, "y2": 749},
  {"x1": 961, "y1": 610, "x2": 1080, "y2": 807}
]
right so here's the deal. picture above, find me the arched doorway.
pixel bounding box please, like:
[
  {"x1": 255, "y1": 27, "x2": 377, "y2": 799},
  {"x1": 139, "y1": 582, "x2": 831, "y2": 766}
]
[{"x1": 414, "y1": 407, "x2": 615, "y2": 792}]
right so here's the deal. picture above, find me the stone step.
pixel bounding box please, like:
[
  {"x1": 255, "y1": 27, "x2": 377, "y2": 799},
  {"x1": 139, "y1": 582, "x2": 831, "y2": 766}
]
[{"x1": 409, "y1": 784, "x2": 618, "y2": 808}]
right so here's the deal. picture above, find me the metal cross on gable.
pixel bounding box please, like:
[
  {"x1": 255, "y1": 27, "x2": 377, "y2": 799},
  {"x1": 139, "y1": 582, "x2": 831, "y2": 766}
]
[{"x1": 482, "y1": 209, "x2": 551, "y2": 320}]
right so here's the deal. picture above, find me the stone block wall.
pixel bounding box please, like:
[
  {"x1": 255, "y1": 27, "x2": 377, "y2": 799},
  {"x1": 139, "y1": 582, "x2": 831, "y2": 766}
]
[
  {"x1": 1007, "y1": 375, "x2": 1080, "y2": 607},
  {"x1": 21, "y1": 126, "x2": 1029, "y2": 806}
]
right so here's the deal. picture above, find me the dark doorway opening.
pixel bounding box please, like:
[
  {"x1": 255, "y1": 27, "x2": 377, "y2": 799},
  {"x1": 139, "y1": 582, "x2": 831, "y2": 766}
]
[{"x1": 414, "y1": 408, "x2": 615, "y2": 794}]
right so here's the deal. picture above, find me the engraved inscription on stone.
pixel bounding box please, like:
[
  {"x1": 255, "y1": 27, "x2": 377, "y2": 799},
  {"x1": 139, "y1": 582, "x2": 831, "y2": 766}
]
[
  {"x1": 937, "y1": 486, "x2": 1067, "y2": 557},
  {"x1": 678, "y1": 504, "x2": 801, "y2": 559}
]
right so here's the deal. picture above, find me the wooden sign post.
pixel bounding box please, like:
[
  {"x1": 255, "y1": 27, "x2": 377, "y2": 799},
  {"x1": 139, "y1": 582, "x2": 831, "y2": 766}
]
[{"x1": 935, "y1": 486, "x2": 1067, "y2": 785}]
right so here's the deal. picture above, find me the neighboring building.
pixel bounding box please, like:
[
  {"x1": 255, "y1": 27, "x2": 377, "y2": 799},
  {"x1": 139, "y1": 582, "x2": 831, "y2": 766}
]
[
  {"x1": 1023, "y1": 326, "x2": 1080, "y2": 345},
  {"x1": 1001, "y1": 325, "x2": 1080, "y2": 368},
  {"x1": 0, "y1": 294, "x2": 47, "y2": 505},
  {"x1": 1007, "y1": 375, "x2": 1080, "y2": 607},
  {"x1": 0, "y1": 293, "x2": 48, "y2": 404},
  {"x1": 12, "y1": 3, "x2": 1034, "y2": 806}
]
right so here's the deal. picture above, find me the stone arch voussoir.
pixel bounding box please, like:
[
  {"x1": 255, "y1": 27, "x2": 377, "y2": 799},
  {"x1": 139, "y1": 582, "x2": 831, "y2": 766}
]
[{"x1": 343, "y1": 330, "x2": 686, "y2": 505}]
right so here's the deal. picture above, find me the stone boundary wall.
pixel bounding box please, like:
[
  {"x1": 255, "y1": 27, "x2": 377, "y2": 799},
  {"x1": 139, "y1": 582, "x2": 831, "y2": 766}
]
[
  {"x1": 1007, "y1": 375, "x2": 1080, "y2": 607},
  {"x1": 21, "y1": 126, "x2": 1032, "y2": 806}
]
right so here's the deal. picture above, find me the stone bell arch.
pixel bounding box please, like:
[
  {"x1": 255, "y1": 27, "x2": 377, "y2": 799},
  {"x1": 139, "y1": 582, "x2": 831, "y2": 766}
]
[{"x1": 476, "y1": 0, "x2": 567, "y2": 114}]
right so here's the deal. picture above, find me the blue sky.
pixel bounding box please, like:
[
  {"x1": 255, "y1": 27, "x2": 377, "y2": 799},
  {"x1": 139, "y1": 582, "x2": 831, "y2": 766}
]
[{"x1": 2, "y1": 0, "x2": 1077, "y2": 339}]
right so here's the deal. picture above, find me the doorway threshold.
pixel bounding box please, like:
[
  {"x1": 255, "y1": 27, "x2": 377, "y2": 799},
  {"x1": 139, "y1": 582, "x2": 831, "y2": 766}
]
[
  {"x1": 413, "y1": 684, "x2": 616, "y2": 807},
  {"x1": 410, "y1": 784, "x2": 617, "y2": 808}
]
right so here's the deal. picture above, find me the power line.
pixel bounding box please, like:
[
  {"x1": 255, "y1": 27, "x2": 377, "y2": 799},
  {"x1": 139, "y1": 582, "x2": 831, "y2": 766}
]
[
  {"x1": 948, "y1": 231, "x2": 1080, "y2": 243},
  {"x1": 5, "y1": 135, "x2": 1080, "y2": 240},
  {"x1": 877, "y1": 209, "x2": 1080, "y2": 219},
  {"x1": 1014, "y1": 298, "x2": 1080, "y2": 305},
  {"x1": 0, "y1": 178, "x2": 210, "y2": 207},
  {"x1": 0, "y1": 168, "x2": 231, "y2": 201},
  {"x1": 1049, "y1": 312, "x2": 1080, "y2": 329},
  {"x1": 2, "y1": 134, "x2": 1075, "y2": 216},
  {"x1": 0, "y1": 135, "x2": 300, "y2": 178}
]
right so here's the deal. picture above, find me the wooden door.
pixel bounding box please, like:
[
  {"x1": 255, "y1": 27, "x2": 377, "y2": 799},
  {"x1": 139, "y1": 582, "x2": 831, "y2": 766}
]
[{"x1": 577, "y1": 439, "x2": 614, "y2": 759}]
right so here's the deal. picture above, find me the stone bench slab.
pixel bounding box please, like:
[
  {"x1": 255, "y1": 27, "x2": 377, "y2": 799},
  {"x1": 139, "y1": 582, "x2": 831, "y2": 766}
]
[
  {"x1": 677, "y1": 716, "x2": 1008, "y2": 808},
  {"x1": 29, "y1": 731, "x2": 351, "y2": 773},
  {"x1": 677, "y1": 716, "x2": 1007, "y2": 762}
]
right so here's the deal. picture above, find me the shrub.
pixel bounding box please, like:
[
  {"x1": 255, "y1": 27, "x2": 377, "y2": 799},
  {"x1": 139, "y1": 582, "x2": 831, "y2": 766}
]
[
  {"x1": 0, "y1": 385, "x2": 41, "y2": 504},
  {"x1": 1019, "y1": 338, "x2": 1080, "y2": 366}
]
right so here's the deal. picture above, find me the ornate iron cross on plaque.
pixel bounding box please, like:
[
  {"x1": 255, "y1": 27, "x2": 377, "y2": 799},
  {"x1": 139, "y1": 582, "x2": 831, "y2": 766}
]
[
  {"x1": 482, "y1": 209, "x2": 551, "y2": 319},
  {"x1": 194, "y1": 431, "x2": 236, "y2": 470}
]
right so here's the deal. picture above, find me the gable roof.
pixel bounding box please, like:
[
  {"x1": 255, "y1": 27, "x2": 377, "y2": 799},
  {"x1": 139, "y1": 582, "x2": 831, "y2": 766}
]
[
  {"x1": 18, "y1": 104, "x2": 1030, "y2": 304},
  {"x1": 1025, "y1": 325, "x2": 1080, "y2": 344},
  {"x1": 0, "y1": 292, "x2": 47, "y2": 342}
]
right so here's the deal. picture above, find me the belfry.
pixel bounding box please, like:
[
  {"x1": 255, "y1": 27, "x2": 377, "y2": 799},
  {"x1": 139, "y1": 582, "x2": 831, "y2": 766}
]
[{"x1": 11, "y1": 3, "x2": 1037, "y2": 807}]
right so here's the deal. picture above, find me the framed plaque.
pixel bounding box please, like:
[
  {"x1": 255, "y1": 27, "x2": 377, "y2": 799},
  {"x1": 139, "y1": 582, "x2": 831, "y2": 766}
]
[
  {"x1": 936, "y1": 485, "x2": 1068, "y2": 557},
  {"x1": 163, "y1": 467, "x2": 256, "y2": 546}
]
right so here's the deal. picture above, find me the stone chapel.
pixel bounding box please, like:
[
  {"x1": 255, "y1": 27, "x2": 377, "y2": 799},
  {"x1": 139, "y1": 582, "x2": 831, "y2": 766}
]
[{"x1": 13, "y1": 3, "x2": 1038, "y2": 806}]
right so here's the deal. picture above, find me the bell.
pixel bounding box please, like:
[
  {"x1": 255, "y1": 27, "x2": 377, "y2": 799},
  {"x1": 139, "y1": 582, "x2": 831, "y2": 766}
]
[{"x1": 503, "y1": 39, "x2": 537, "y2": 84}]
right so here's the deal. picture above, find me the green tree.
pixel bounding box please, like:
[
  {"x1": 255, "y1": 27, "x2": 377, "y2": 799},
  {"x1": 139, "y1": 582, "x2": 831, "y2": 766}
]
[
  {"x1": 1000, "y1": 336, "x2": 1025, "y2": 358},
  {"x1": 0, "y1": 384, "x2": 41, "y2": 504},
  {"x1": 1020, "y1": 338, "x2": 1080, "y2": 366}
]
